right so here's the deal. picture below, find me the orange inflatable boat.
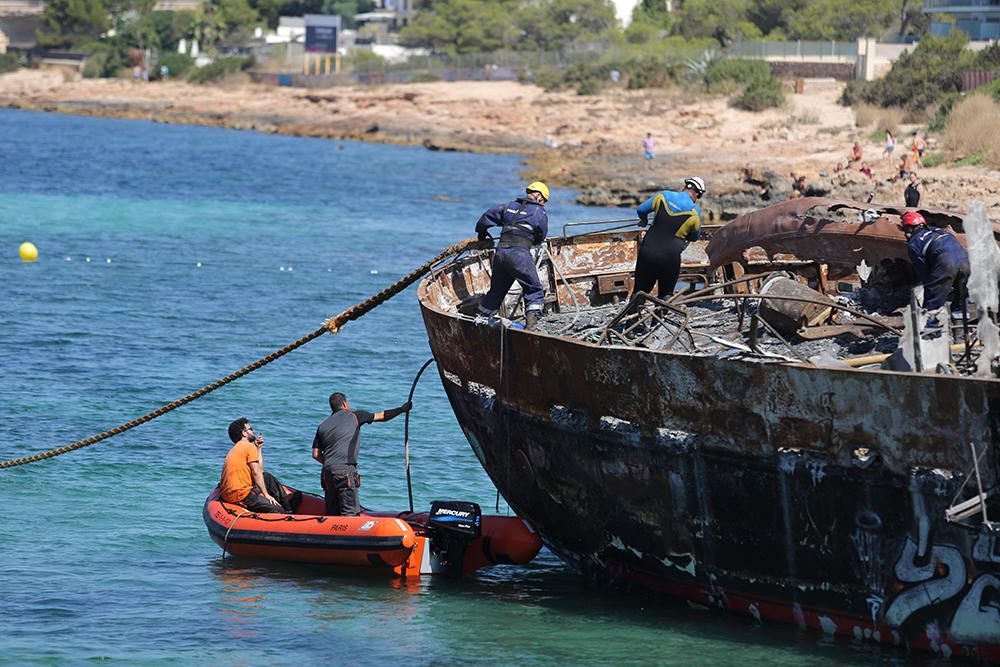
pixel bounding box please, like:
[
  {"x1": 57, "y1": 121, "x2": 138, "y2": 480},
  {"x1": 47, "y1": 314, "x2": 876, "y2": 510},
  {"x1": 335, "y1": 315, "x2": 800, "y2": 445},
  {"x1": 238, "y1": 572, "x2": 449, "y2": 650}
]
[{"x1": 203, "y1": 487, "x2": 542, "y2": 577}]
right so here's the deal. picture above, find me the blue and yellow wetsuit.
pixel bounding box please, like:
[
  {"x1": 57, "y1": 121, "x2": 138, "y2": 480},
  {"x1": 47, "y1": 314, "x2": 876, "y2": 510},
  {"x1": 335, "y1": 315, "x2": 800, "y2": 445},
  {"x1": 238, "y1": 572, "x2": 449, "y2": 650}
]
[{"x1": 634, "y1": 190, "x2": 702, "y2": 298}]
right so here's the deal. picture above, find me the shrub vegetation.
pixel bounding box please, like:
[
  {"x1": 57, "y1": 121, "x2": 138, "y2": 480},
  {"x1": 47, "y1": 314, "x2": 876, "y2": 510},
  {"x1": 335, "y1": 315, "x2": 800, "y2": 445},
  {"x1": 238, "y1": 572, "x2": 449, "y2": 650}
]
[
  {"x1": 0, "y1": 52, "x2": 19, "y2": 74},
  {"x1": 942, "y1": 95, "x2": 1000, "y2": 167},
  {"x1": 735, "y1": 75, "x2": 785, "y2": 111},
  {"x1": 156, "y1": 53, "x2": 195, "y2": 79},
  {"x1": 187, "y1": 56, "x2": 254, "y2": 83}
]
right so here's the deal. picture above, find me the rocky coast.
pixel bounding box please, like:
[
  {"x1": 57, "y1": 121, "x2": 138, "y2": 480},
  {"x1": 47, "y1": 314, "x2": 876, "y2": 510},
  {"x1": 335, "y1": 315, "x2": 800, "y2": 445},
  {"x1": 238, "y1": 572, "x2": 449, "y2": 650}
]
[{"x1": 2, "y1": 68, "x2": 998, "y2": 218}]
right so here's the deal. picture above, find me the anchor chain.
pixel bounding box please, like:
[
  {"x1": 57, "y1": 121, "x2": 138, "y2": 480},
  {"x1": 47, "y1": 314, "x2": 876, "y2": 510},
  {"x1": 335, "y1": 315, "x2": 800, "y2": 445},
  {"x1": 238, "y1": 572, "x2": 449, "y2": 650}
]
[{"x1": 0, "y1": 238, "x2": 478, "y2": 469}]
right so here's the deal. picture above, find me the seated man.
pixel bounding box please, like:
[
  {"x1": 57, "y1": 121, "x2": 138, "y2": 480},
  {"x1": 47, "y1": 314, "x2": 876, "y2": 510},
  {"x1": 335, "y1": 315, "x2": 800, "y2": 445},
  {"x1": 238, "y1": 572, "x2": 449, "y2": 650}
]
[
  {"x1": 219, "y1": 417, "x2": 296, "y2": 513},
  {"x1": 847, "y1": 140, "x2": 863, "y2": 168}
]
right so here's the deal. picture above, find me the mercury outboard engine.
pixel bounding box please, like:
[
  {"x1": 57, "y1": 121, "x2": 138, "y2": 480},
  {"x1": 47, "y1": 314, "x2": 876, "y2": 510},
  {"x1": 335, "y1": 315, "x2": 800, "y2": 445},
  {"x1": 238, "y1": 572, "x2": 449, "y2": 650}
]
[{"x1": 427, "y1": 500, "x2": 482, "y2": 576}]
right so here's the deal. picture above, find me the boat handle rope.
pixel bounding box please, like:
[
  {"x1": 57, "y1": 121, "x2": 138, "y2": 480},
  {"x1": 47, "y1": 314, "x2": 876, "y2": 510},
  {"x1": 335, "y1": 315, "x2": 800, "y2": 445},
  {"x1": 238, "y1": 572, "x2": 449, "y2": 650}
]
[
  {"x1": 0, "y1": 238, "x2": 480, "y2": 469},
  {"x1": 221, "y1": 508, "x2": 254, "y2": 558}
]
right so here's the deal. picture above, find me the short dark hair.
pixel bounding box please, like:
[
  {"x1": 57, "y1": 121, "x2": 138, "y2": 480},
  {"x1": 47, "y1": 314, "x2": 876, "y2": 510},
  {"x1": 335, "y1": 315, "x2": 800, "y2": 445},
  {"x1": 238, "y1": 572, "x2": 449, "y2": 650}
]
[
  {"x1": 229, "y1": 417, "x2": 248, "y2": 443},
  {"x1": 329, "y1": 392, "x2": 347, "y2": 411}
]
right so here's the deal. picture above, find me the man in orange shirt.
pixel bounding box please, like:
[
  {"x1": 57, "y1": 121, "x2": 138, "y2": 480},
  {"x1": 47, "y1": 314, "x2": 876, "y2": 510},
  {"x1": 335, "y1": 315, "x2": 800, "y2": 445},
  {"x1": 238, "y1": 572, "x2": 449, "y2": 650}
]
[{"x1": 220, "y1": 417, "x2": 295, "y2": 513}]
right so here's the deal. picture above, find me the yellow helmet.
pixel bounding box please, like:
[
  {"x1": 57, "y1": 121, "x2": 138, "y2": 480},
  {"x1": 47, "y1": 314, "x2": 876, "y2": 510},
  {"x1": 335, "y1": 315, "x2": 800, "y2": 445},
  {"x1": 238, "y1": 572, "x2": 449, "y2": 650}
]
[{"x1": 526, "y1": 181, "x2": 550, "y2": 202}]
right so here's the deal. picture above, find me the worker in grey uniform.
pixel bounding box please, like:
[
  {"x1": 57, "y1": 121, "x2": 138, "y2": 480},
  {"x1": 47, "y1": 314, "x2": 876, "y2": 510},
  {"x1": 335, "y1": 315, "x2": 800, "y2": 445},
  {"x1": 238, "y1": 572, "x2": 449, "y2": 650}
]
[{"x1": 311, "y1": 392, "x2": 411, "y2": 516}]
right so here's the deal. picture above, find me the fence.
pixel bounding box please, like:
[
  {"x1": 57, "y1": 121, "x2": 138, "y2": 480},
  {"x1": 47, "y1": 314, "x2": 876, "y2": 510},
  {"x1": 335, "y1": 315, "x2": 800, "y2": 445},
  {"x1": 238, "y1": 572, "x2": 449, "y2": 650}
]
[
  {"x1": 724, "y1": 40, "x2": 858, "y2": 61},
  {"x1": 963, "y1": 70, "x2": 998, "y2": 91},
  {"x1": 251, "y1": 41, "x2": 700, "y2": 85},
  {"x1": 250, "y1": 39, "x2": 867, "y2": 89}
]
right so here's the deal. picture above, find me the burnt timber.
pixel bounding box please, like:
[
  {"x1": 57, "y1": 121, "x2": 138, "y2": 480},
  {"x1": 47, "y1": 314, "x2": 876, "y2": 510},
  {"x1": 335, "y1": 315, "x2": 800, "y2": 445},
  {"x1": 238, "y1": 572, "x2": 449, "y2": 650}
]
[{"x1": 418, "y1": 198, "x2": 1000, "y2": 661}]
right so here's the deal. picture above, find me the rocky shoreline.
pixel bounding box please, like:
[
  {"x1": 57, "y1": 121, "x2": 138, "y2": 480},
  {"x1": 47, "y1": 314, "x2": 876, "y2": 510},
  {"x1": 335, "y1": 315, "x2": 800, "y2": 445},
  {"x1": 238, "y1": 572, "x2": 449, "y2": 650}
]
[{"x1": 3, "y1": 70, "x2": 999, "y2": 218}]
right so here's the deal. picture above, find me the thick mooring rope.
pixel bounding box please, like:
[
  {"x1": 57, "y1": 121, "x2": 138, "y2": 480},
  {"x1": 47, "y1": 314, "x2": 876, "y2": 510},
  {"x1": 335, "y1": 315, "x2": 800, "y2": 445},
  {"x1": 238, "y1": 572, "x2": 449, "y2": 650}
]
[{"x1": 0, "y1": 238, "x2": 479, "y2": 469}]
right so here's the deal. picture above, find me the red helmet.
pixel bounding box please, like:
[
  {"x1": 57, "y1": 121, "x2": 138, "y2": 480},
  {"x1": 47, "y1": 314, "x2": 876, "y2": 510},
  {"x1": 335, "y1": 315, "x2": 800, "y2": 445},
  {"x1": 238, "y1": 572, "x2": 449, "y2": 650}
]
[{"x1": 900, "y1": 211, "x2": 926, "y2": 227}]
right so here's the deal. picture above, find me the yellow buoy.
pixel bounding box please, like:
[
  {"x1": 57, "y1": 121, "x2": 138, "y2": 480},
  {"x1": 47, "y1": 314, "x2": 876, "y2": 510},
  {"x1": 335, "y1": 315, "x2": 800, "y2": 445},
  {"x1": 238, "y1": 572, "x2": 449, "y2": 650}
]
[{"x1": 19, "y1": 242, "x2": 38, "y2": 262}]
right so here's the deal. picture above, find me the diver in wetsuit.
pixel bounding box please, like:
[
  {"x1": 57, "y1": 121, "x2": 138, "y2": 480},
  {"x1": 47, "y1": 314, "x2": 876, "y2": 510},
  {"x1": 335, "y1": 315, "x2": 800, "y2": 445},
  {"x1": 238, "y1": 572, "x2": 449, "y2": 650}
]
[{"x1": 632, "y1": 176, "x2": 706, "y2": 299}]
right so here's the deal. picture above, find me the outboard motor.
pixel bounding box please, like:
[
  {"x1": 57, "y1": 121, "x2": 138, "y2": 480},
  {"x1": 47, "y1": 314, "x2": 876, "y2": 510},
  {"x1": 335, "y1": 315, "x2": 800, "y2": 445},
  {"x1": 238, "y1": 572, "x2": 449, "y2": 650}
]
[{"x1": 427, "y1": 500, "x2": 482, "y2": 576}]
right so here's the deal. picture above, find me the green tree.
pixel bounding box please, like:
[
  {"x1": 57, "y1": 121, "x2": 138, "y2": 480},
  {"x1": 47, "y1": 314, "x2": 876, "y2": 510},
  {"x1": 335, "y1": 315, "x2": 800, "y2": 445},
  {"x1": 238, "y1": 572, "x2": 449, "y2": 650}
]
[
  {"x1": 37, "y1": 0, "x2": 111, "y2": 49},
  {"x1": 746, "y1": 0, "x2": 806, "y2": 36},
  {"x1": 675, "y1": 0, "x2": 761, "y2": 45},
  {"x1": 783, "y1": 0, "x2": 896, "y2": 40},
  {"x1": 860, "y1": 30, "x2": 973, "y2": 110},
  {"x1": 623, "y1": 19, "x2": 659, "y2": 44},
  {"x1": 399, "y1": 0, "x2": 515, "y2": 54},
  {"x1": 518, "y1": 0, "x2": 618, "y2": 51},
  {"x1": 201, "y1": 0, "x2": 261, "y2": 48},
  {"x1": 322, "y1": 0, "x2": 376, "y2": 28}
]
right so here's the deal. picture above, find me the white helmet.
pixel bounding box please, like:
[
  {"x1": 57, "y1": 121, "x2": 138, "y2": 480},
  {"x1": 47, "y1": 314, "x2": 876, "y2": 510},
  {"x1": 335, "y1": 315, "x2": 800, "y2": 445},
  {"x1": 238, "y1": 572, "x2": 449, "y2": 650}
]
[{"x1": 684, "y1": 176, "x2": 706, "y2": 196}]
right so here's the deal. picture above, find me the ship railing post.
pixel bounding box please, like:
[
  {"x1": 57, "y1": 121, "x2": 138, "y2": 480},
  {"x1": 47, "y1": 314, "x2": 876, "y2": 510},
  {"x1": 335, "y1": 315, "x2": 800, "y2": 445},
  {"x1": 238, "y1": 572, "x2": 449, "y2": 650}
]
[
  {"x1": 909, "y1": 290, "x2": 924, "y2": 372},
  {"x1": 972, "y1": 441, "x2": 989, "y2": 525}
]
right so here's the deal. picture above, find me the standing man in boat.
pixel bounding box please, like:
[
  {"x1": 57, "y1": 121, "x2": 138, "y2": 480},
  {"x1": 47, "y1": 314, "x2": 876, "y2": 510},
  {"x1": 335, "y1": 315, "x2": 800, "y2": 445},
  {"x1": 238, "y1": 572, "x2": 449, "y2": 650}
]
[
  {"x1": 474, "y1": 181, "x2": 550, "y2": 330},
  {"x1": 220, "y1": 417, "x2": 296, "y2": 513},
  {"x1": 632, "y1": 176, "x2": 706, "y2": 300},
  {"x1": 898, "y1": 211, "x2": 970, "y2": 332},
  {"x1": 312, "y1": 392, "x2": 412, "y2": 516}
]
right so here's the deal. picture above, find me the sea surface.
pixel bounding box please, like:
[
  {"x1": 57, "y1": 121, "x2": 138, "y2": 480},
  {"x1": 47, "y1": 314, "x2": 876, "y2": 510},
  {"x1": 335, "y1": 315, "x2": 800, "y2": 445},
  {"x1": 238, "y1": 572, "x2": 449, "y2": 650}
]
[{"x1": 0, "y1": 108, "x2": 934, "y2": 666}]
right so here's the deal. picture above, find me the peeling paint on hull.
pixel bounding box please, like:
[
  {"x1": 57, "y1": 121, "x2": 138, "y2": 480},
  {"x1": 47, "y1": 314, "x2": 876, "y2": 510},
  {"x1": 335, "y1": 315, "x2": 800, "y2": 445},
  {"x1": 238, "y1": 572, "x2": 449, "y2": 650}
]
[{"x1": 418, "y1": 250, "x2": 1000, "y2": 662}]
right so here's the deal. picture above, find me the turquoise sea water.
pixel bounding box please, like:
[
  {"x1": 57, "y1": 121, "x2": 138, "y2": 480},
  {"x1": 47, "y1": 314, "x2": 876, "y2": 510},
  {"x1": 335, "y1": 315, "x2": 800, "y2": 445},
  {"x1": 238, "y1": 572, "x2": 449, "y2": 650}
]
[{"x1": 0, "y1": 109, "x2": 930, "y2": 666}]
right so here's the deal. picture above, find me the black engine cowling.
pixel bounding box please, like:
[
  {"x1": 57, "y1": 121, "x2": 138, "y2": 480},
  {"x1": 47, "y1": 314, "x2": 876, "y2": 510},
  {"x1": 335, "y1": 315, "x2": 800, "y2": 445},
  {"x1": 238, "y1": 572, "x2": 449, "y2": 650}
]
[{"x1": 427, "y1": 500, "x2": 482, "y2": 575}]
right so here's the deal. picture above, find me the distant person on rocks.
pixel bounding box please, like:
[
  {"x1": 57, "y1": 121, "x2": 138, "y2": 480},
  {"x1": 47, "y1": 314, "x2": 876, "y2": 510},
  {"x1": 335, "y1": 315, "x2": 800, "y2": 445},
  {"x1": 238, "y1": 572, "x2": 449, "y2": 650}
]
[
  {"x1": 848, "y1": 140, "x2": 863, "y2": 168},
  {"x1": 882, "y1": 129, "x2": 895, "y2": 164},
  {"x1": 632, "y1": 176, "x2": 705, "y2": 300},
  {"x1": 219, "y1": 417, "x2": 297, "y2": 514},
  {"x1": 160, "y1": 65, "x2": 169, "y2": 80},
  {"x1": 474, "y1": 181, "x2": 550, "y2": 330},
  {"x1": 898, "y1": 151, "x2": 917, "y2": 181},
  {"x1": 898, "y1": 211, "x2": 969, "y2": 333},
  {"x1": 859, "y1": 162, "x2": 874, "y2": 179},
  {"x1": 789, "y1": 173, "x2": 808, "y2": 199},
  {"x1": 311, "y1": 392, "x2": 412, "y2": 516},
  {"x1": 642, "y1": 133, "x2": 656, "y2": 170},
  {"x1": 912, "y1": 131, "x2": 926, "y2": 166},
  {"x1": 904, "y1": 171, "x2": 924, "y2": 207}
]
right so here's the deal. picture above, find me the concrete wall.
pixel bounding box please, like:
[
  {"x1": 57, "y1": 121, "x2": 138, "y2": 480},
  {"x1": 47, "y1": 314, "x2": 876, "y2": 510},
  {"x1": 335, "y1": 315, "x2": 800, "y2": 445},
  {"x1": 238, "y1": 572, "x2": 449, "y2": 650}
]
[
  {"x1": 768, "y1": 61, "x2": 854, "y2": 81},
  {"x1": 0, "y1": 15, "x2": 38, "y2": 48}
]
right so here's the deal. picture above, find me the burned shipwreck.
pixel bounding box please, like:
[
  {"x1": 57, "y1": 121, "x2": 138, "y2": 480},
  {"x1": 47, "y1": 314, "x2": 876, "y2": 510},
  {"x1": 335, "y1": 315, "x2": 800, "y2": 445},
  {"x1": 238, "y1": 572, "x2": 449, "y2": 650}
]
[{"x1": 417, "y1": 197, "x2": 1000, "y2": 661}]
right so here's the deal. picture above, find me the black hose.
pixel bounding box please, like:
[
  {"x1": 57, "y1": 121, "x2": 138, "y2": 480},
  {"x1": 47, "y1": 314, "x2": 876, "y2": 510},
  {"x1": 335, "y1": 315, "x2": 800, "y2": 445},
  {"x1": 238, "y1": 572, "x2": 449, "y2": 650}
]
[{"x1": 404, "y1": 357, "x2": 436, "y2": 513}]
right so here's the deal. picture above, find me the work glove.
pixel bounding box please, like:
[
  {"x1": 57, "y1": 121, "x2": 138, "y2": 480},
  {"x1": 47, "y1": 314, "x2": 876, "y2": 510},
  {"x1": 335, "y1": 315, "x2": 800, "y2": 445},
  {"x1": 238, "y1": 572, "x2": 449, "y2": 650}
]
[
  {"x1": 478, "y1": 230, "x2": 492, "y2": 241},
  {"x1": 638, "y1": 215, "x2": 648, "y2": 228}
]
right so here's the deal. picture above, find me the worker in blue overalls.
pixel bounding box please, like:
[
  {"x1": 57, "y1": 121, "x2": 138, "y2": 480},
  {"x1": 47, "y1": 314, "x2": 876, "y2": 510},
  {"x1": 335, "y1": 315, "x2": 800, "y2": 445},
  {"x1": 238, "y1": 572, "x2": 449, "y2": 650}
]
[
  {"x1": 632, "y1": 176, "x2": 706, "y2": 299},
  {"x1": 475, "y1": 181, "x2": 550, "y2": 330},
  {"x1": 899, "y1": 211, "x2": 970, "y2": 332}
]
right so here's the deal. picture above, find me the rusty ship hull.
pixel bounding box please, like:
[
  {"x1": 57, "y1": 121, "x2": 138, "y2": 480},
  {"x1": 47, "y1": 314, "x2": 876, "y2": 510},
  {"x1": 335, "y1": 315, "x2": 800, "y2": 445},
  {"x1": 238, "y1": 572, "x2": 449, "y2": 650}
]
[{"x1": 417, "y1": 208, "x2": 1000, "y2": 661}]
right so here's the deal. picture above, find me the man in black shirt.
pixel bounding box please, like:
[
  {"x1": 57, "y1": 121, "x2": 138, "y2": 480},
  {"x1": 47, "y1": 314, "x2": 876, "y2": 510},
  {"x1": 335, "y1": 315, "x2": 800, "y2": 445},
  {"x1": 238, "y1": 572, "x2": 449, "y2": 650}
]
[{"x1": 311, "y1": 391, "x2": 411, "y2": 516}]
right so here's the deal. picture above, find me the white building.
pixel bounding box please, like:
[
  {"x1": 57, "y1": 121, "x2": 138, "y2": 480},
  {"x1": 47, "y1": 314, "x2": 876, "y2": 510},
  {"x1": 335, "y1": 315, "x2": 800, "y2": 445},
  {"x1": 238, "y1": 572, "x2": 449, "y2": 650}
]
[{"x1": 266, "y1": 16, "x2": 305, "y2": 44}]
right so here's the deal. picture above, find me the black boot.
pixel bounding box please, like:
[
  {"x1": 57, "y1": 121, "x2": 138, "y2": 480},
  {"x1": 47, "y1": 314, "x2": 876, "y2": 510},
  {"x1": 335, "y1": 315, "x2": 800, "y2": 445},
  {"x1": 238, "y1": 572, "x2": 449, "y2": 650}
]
[{"x1": 525, "y1": 311, "x2": 539, "y2": 330}]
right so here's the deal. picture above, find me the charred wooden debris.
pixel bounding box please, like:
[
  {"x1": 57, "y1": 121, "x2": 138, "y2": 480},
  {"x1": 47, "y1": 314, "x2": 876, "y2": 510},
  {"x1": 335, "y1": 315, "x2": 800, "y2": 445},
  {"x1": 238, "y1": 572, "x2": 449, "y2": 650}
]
[{"x1": 530, "y1": 197, "x2": 995, "y2": 376}]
